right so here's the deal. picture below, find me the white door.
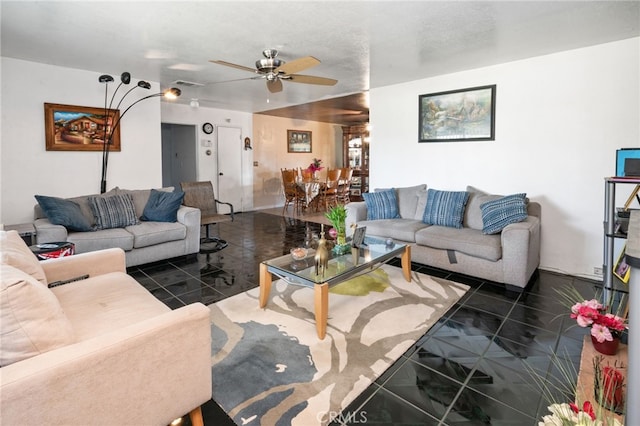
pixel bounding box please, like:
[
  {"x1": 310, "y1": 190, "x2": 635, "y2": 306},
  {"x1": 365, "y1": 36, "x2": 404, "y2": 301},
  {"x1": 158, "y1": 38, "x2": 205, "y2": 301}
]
[{"x1": 216, "y1": 126, "x2": 243, "y2": 214}]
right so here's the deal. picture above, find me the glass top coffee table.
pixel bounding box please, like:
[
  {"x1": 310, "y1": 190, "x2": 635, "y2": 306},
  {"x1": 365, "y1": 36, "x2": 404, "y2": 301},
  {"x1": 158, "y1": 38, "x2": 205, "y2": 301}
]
[{"x1": 259, "y1": 237, "x2": 411, "y2": 339}]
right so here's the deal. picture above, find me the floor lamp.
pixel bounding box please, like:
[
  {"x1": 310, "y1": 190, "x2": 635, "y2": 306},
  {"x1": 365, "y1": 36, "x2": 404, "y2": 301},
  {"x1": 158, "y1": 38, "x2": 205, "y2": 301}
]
[{"x1": 98, "y1": 71, "x2": 181, "y2": 194}]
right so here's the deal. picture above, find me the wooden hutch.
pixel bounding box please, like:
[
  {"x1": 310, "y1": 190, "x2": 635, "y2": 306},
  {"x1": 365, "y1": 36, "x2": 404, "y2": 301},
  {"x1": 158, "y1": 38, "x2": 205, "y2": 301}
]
[{"x1": 342, "y1": 125, "x2": 369, "y2": 201}]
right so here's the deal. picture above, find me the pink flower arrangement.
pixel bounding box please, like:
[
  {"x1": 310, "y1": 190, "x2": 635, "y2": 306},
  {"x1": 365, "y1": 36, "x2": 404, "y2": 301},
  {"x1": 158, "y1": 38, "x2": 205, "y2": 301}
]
[
  {"x1": 307, "y1": 158, "x2": 323, "y2": 173},
  {"x1": 571, "y1": 299, "x2": 626, "y2": 343}
]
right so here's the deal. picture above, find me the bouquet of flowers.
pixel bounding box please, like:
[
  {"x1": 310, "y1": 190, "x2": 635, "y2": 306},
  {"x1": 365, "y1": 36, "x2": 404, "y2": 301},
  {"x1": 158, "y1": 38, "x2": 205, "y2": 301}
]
[
  {"x1": 539, "y1": 402, "x2": 623, "y2": 426},
  {"x1": 307, "y1": 158, "x2": 323, "y2": 173},
  {"x1": 525, "y1": 350, "x2": 626, "y2": 426},
  {"x1": 570, "y1": 299, "x2": 626, "y2": 343}
]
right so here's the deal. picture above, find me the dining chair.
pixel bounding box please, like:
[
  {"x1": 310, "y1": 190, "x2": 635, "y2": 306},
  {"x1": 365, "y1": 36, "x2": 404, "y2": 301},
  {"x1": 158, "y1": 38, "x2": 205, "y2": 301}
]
[
  {"x1": 300, "y1": 167, "x2": 314, "y2": 181},
  {"x1": 281, "y1": 168, "x2": 305, "y2": 214},
  {"x1": 338, "y1": 167, "x2": 354, "y2": 204},
  {"x1": 317, "y1": 168, "x2": 341, "y2": 211}
]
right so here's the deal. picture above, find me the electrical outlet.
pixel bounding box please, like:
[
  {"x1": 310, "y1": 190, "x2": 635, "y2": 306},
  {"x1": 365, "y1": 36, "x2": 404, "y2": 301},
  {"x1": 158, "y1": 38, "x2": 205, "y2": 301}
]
[{"x1": 593, "y1": 266, "x2": 603, "y2": 276}]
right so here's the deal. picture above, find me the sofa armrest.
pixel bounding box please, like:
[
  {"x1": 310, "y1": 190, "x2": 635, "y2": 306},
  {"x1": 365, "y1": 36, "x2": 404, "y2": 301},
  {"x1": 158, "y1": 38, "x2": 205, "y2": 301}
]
[
  {"x1": 33, "y1": 218, "x2": 68, "y2": 244},
  {"x1": 0, "y1": 303, "x2": 212, "y2": 425},
  {"x1": 345, "y1": 201, "x2": 368, "y2": 236},
  {"x1": 501, "y1": 215, "x2": 541, "y2": 287},
  {"x1": 41, "y1": 248, "x2": 126, "y2": 283},
  {"x1": 177, "y1": 205, "x2": 201, "y2": 255}
]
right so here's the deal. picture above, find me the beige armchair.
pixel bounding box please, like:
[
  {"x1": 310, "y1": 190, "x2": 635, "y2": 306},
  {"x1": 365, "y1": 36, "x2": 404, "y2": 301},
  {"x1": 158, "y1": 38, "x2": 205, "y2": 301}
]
[{"x1": 0, "y1": 230, "x2": 212, "y2": 425}]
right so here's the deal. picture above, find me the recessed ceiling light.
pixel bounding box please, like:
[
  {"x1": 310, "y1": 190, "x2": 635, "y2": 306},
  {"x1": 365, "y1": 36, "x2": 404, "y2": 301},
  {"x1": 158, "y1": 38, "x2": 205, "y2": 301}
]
[{"x1": 168, "y1": 63, "x2": 204, "y2": 71}]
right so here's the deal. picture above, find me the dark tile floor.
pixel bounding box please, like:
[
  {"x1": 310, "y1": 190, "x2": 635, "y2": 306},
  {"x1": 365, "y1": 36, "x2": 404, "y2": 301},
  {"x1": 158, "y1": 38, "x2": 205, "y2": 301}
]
[{"x1": 126, "y1": 211, "x2": 616, "y2": 426}]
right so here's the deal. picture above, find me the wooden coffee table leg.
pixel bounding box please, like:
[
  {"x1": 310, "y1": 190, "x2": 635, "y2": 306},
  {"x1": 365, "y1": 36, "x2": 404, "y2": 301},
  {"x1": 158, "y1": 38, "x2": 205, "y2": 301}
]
[
  {"x1": 401, "y1": 245, "x2": 411, "y2": 282},
  {"x1": 314, "y1": 282, "x2": 329, "y2": 339},
  {"x1": 259, "y1": 263, "x2": 272, "y2": 308}
]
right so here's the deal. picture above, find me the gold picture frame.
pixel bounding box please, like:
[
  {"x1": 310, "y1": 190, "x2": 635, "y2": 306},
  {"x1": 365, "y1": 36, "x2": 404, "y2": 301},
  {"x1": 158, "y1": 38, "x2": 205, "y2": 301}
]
[
  {"x1": 613, "y1": 243, "x2": 631, "y2": 284},
  {"x1": 44, "y1": 103, "x2": 121, "y2": 151}
]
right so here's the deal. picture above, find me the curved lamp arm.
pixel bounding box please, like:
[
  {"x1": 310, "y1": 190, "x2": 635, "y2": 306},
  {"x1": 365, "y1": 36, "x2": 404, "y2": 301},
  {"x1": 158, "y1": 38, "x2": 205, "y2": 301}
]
[{"x1": 98, "y1": 72, "x2": 180, "y2": 193}]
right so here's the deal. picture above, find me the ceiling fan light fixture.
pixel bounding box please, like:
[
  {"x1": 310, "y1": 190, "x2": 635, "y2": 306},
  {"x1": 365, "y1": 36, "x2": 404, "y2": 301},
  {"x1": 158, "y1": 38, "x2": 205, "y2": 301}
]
[
  {"x1": 210, "y1": 48, "x2": 337, "y2": 93},
  {"x1": 256, "y1": 58, "x2": 284, "y2": 73}
]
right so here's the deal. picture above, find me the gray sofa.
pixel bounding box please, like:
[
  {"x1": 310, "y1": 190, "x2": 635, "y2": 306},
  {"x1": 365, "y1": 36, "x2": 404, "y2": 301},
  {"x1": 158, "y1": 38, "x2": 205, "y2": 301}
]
[
  {"x1": 33, "y1": 187, "x2": 201, "y2": 267},
  {"x1": 346, "y1": 185, "x2": 541, "y2": 289}
]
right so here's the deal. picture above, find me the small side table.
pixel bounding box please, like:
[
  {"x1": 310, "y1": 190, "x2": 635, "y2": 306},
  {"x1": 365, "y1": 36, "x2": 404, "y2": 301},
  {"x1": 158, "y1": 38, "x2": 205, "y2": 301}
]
[
  {"x1": 4, "y1": 223, "x2": 36, "y2": 245},
  {"x1": 30, "y1": 242, "x2": 75, "y2": 260}
]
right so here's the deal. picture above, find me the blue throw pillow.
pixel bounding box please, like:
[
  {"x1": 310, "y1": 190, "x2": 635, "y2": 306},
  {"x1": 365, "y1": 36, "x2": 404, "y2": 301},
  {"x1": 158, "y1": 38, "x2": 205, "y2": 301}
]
[
  {"x1": 35, "y1": 195, "x2": 94, "y2": 232},
  {"x1": 480, "y1": 193, "x2": 528, "y2": 234},
  {"x1": 363, "y1": 189, "x2": 400, "y2": 220},
  {"x1": 422, "y1": 189, "x2": 470, "y2": 228},
  {"x1": 88, "y1": 193, "x2": 139, "y2": 230},
  {"x1": 141, "y1": 189, "x2": 185, "y2": 222}
]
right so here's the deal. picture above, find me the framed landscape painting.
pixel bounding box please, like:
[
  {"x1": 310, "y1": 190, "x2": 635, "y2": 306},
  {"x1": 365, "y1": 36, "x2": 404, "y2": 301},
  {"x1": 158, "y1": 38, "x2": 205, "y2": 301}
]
[
  {"x1": 44, "y1": 103, "x2": 121, "y2": 151},
  {"x1": 418, "y1": 85, "x2": 496, "y2": 142},
  {"x1": 287, "y1": 129, "x2": 312, "y2": 153}
]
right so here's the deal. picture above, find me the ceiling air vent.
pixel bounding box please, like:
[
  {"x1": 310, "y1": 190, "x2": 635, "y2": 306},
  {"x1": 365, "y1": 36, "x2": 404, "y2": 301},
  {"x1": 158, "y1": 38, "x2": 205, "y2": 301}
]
[{"x1": 173, "y1": 80, "x2": 204, "y2": 87}]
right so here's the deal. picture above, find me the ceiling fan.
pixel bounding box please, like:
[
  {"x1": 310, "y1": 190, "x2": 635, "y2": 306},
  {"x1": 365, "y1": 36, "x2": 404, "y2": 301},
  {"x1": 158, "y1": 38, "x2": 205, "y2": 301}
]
[{"x1": 210, "y1": 49, "x2": 338, "y2": 93}]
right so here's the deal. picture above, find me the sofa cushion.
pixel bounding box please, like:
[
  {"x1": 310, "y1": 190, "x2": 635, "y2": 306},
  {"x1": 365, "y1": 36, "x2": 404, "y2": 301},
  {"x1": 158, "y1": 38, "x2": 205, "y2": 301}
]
[
  {"x1": 1, "y1": 230, "x2": 47, "y2": 286},
  {"x1": 126, "y1": 222, "x2": 187, "y2": 249},
  {"x1": 141, "y1": 189, "x2": 185, "y2": 222},
  {"x1": 481, "y1": 193, "x2": 529, "y2": 234},
  {"x1": 115, "y1": 187, "x2": 174, "y2": 217},
  {"x1": 414, "y1": 188, "x2": 429, "y2": 220},
  {"x1": 357, "y1": 218, "x2": 429, "y2": 242},
  {"x1": 375, "y1": 185, "x2": 427, "y2": 219},
  {"x1": 50, "y1": 271, "x2": 168, "y2": 341},
  {"x1": 34, "y1": 195, "x2": 95, "y2": 232},
  {"x1": 363, "y1": 189, "x2": 400, "y2": 220},
  {"x1": 88, "y1": 193, "x2": 139, "y2": 230},
  {"x1": 422, "y1": 189, "x2": 470, "y2": 228},
  {"x1": 67, "y1": 228, "x2": 134, "y2": 253},
  {"x1": 464, "y1": 186, "x2": 502, "y2": 230},
  {"x1": 0, "y1": 264, "x2": 75, "y2": 366},
  {"x1": 415, "y1": 226, "x2": 502, "y2": 261}
]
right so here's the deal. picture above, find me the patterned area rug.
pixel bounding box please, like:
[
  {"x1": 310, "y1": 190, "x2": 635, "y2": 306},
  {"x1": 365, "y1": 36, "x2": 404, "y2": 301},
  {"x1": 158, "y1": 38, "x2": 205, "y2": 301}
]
[{"x1": 209, "y1": 264, "x2": 469, "y2": 425}]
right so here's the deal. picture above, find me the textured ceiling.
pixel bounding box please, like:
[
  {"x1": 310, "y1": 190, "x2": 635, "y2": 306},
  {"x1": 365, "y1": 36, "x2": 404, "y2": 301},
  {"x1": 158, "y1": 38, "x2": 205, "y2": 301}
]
[{"x1": 1, "y1": 1, "x2": 638, "y2": 125}]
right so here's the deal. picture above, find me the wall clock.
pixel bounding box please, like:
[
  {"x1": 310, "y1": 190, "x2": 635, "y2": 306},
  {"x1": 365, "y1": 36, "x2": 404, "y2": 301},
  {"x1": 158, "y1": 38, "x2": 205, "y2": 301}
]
[{"x1": 202, "y1": 122, "x2": 214, "y2": 134}]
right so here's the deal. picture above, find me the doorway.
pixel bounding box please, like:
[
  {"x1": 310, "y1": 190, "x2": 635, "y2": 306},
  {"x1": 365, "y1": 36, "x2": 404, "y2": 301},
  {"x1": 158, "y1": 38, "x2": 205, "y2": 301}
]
[
  {"x1": 161, "y1": 123, "x2": 197, "y2": 189},
  {"x1": 216, "y1": 126, "x2": 243, "y2": 214},
  {"x1": 161, "y1": 123, "x2": 243, "y2": 214}
]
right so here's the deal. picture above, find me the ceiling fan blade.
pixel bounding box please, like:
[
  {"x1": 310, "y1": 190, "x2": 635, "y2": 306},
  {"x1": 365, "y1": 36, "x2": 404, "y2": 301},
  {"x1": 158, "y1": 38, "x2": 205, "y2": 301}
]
[
  {"x1": 275, "y1": 56, "x2": 320, "y2": 75},
  {"x1": 209, "y1": 60, "x2": 258, "y2": 74},
  {"x1": 287, "y1": 74, "x2": 338, "y2": 86},
  {"x1": 267, "y1": 79, "x2": 283, "y2": 93}
]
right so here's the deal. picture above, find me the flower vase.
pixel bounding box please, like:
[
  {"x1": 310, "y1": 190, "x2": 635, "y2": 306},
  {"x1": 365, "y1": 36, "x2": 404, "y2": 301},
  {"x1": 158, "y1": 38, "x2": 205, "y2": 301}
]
[
  {"x1": 313, "y1": 170, "x2": 319, "y2": 180},
  {"x1": 337, "y1": 230, "x2": 346, "y2": 246},
  {"x1": 591, "y1": 335, "x2": 620, "y2": 356}
]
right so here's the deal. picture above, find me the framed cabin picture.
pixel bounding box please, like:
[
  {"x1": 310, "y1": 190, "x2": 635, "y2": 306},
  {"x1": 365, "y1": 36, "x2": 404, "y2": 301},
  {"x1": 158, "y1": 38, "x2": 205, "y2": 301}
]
[{"x1": 44, "y1": 103, "x2": 121, "y2": 151}]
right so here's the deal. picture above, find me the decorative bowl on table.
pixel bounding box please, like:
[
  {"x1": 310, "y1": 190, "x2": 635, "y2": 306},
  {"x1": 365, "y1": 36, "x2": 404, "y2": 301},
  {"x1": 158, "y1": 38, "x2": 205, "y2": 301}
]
[{"x1": 290, "y1": 247, "x2": 308, "y2": 260}]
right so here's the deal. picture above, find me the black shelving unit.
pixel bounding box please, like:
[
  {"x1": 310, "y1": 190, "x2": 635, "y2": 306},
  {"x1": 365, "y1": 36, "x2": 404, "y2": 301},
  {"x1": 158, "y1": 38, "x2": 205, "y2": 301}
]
[{"x1": 603, "y1": 177, "x2": 640, "y2": 300}]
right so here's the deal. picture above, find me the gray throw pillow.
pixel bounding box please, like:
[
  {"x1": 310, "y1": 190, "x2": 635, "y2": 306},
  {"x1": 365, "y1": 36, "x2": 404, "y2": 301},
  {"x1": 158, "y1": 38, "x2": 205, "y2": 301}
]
[{"x1": 88, "y1": 193, "x2": 139, "y2": 230}]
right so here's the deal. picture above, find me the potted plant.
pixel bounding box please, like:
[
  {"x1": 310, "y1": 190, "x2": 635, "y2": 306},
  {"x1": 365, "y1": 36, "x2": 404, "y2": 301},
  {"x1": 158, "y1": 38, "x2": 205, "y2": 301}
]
[
  {"x1": 558, "y1": 287, "x2": 628, "y2": 355},
  {"x1": 325, "y1": 204, "x2": 347, "y2": 247}
]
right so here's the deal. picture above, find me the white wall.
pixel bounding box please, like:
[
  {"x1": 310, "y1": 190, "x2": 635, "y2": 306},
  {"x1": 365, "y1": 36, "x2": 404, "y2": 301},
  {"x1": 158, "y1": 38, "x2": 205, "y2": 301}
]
[
  {"x1": 160, "y1": 103, "x2": 254, "y2": 211},
  {"x1": 1, "y1": 58, "x2": 163, "y2": 224},
  {"x1": 370, "y1": 38, "x2": 640, "y2": 279}
]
